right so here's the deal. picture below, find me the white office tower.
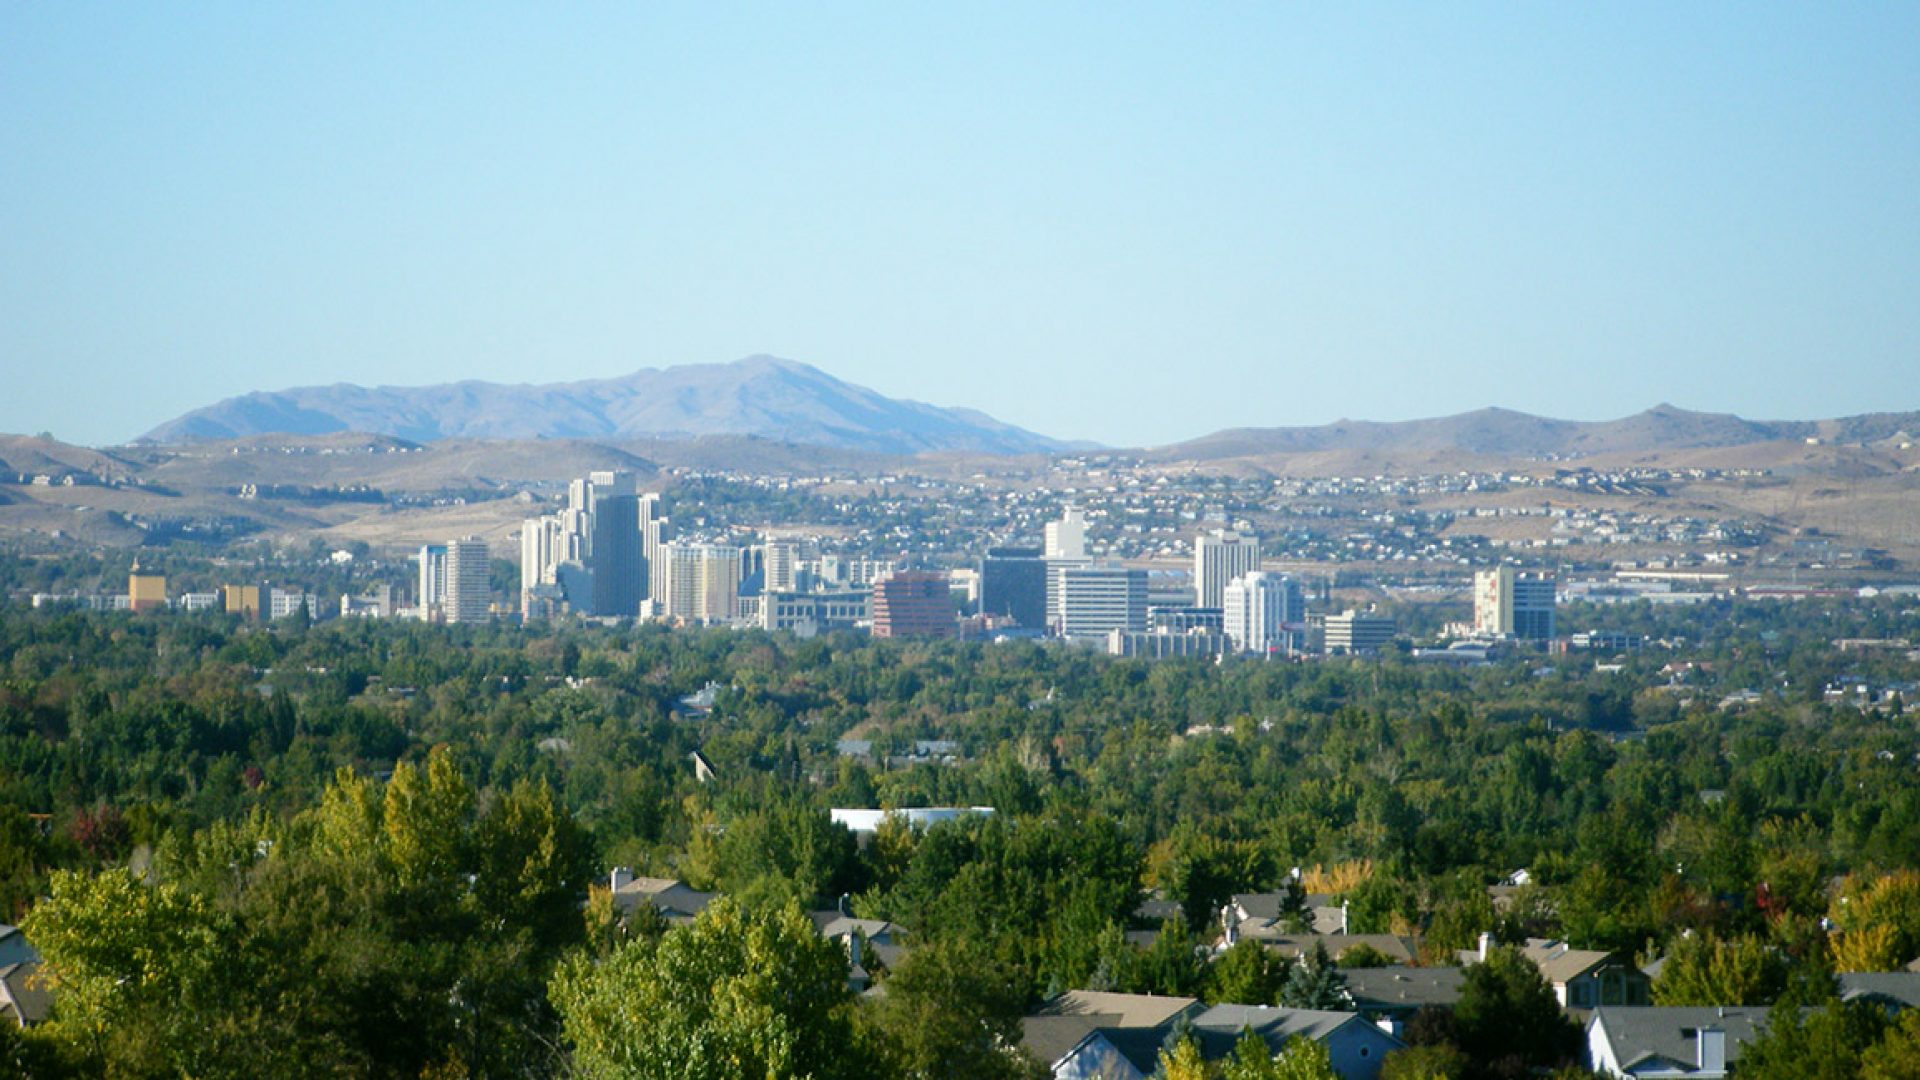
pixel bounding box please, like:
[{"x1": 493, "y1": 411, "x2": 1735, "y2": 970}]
[
  {"x1": 1193, "y1": 529, "x2": 1261, "y2": 609},
  {"x1": 416, "y1": 544, "x2": 448, "y2": 621},
  {"x1": 1044, "y1": 506, "x2": 1087, "y2": 560},
  {"x1": 1474, "y1": 566, "x2": 1556, "y2": 640},
  {"x1": 445, "y1": 537, "x2": 492, "y2": 624},
  {"x1": 1058, "y1": 565, "x2": 1147, "y2": 641},
  {"x1": 640, "y1": 493, "x2": 671, "y2": 605},
  {"x1": 764, "y1": 542, "x2": 799, "y2": 593},
  {"x1": 520, "y1": 514, "x2": 563, "y2": 615},
  {"x1": 1042, "y1": 505, "x2": 1092, "y2": 631},
  {"x1": 1223, "y1": 571, "x2": 1303, "y2": 656},
  {"x1": 661, "y1": 543, "x2": 742, "y2": 624}
]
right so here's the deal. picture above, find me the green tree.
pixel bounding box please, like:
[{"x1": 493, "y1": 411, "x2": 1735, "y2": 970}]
[
  {"x1": 1380, "y1": 1044, "x2": 1470, "y2": 1080},
  {"x1": 1738, "y1": 998, "x2": 1889, "y2": 1080},
  {"x1": 1222, "y1": 1028, "x2": 1282, "y2": 1080},
  {"x1": 22, "y1": 868, "x2": 235, "y2": 1073},
  {"x1": 1452, "y1": 946, "x2": 1580, "y2": 1078},
  {"x1": 1270, "y1": 1036, "x2": 1340, "y2": 1080},
  {"x1": 1135, "y1": 919, "x2": 1207, "y2": 997},
  {"x1": 1861, "y1": 1007, "x2": 1920, "y2": 1080},
  {"x1": 1651, "y1": 932, "x2": 1786, "y2": 1006},
  {"x1": 1829, "y1": 870, "x2": 1920, "y2": 972},
  {"x1": 1206, "y1": 940, "x2": 1286, "y2": 1006},
  {"x1": 1156, "y1": 1031, "x2": 1211, "y2": 1080},
  {"x1": 859, "y1": 938, "x2": 1045, "y2": 1080},
  {"x1": 551, "y1": 897, "x2": 873, "y2": 1080},
  {"x1": 1279, "y1": 941, "x2": 1349, "y2": 1010}
]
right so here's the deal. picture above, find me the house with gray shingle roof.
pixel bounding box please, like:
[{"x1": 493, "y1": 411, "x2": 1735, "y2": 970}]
[
  {"x1": 1839, "y1": 971, "x2": 1920, "y2": 1010},
  {"x1": 1585, "y1": 1006, "x2": 1767, "y2": 1078},
  {"x1": 0, "y1": 962, "x2": 50, "y2": 1028},
  {"x1": 1343, "y1": 965, "x2": 1466, "y2": 1033},
  {"x1": 1192, "y1": 1005, "x2": 1403, "y2": 1080},
  {"x1": 1023, "y1": 994, "x2": 1402, "y2": 1080}
]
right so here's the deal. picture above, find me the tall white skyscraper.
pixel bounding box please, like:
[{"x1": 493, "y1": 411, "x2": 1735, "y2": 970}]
[
  {"x1": 416, "y1": 544, "x2": 448, "y2": 622},
  {"x1": 640, "y1": 493, "x2": 671, "y2": 606},
  {"x1": 1044, "y1": 506, "x2": 1087, "y2": 560},
  {"x1": 1193, "y1": 529, "x2": 1261, "y2": 610},
  {"x1": 1223, "y1": 571, "x2": 1304, "y2": 656},
  {"x1": 764, "y1": 542, "x2": 799, "y2": 593},
  {"x1": 1043, "y1": 505, "x2": 1092, "y2": 632},
  {"x1": 445, "y1": 537, "x2": 492, "y2": 624}
]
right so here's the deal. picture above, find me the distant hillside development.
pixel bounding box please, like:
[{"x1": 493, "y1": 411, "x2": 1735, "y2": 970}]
[
  {"x1": 6, "y1": 396, "x2": 1918, "y2": 573},
  {"x1": 141, "y1": 355, "x2": 1078, "y2": 456}
]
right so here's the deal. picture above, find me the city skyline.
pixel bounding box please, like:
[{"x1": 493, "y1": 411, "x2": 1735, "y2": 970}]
[{"x1": 5, "y1": 5, "x2": 1916, "y2": 447}]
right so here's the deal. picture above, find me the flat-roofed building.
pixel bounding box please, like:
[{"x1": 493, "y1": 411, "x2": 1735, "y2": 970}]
[
  {"x1": 871, "y1": 570, "x2": 955, "y2": 638},
  {"x1": 1324, "y1": 609, "x2": 1397, "y2": 655},
  {"x1": 128, "y1": 567, "x2": 166, "y2": 614},
  {"x1": 1474, "y1": 567, "x2": 1556, "y2": 640},
  {"x1": 760, "y1": 590, "x2": 868, "y2": 637},
  {"x1": 223, "y1": 584, "x2": 261, "y2": 619},
  {"x1": 1107, "y1": 630, "x2": 1233, "y2": 659},
  {"x1": 1060, "y1": 565, "x2": 1147, "y2": 641},
  {"x1": 981, "y1": 545, "x2": 1047, "y2": 629}
]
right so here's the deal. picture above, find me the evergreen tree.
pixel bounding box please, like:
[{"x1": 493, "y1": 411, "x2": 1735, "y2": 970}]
[
  {"x1": 1278, "y1": 941, "x2": 1350, "y2": 1010},
  {"x1": 1452, "y1": 946, "x2": 1580, "y2": 1078}
]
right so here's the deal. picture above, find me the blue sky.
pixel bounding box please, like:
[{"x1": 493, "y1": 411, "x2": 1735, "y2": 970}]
[{"x1": 3, "y1": 4, "x2": 1916, "y2": 447}]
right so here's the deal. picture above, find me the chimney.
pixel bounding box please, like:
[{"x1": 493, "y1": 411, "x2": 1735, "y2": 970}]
[
  {"x1": 1478, "y1": 932, "x2": 1494, "y2": 961},
  {"x1": 848, "y1": 932, "x2": 863, "y2": 969},
  {"x1": 1222, "y1": 903, "x2": 1238, "y2": 946},
  {"x1": 1341, "y1": 901, "x2": 1349, "y2": 934},
  {"x1": 1697, "y1": 1026, "x2": 1726, "y2": 1074},
  {"x1": 610, "y1": 866, "x2": 632, "y2": 892}
]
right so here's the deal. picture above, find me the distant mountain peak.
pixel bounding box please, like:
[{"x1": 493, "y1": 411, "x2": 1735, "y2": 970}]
[{"x1": 140, "y1": 357, "x2": 1080, "y2": 455}]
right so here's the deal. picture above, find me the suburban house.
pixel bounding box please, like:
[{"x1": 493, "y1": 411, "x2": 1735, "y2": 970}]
[
  {"x1": 1461, "y1": 936, "x2": 1651, "y2": 1008},
  {"x1": 1025, "y1": 991, "x2": 1204, "y2": 1080},
  {"x1": 1192, "y1": 1004, "x2": 1404, "y2": 1080},
  {"x1": 1585, "y1": 1006, "x2": 1768, "y2": 1078},
  {"x1": 1226, "y1": 890, "x2": 1305, "y2": 938},
  {"x1": 1022, "y1": 1017, "x2": 1170, "y2": 1080},
  {"x1": 809, "y1": 911, "x2": 908, "y2": 991},
  {"x1": 1022, "y1": 993, "x2": 1402, "y2": 1080},
  {"x1": 1038, "y1": 989, "x2": 1205, "y2": 1028},
  {"x1": 606, "y1": 871, "x2": 716, "y2": 924},
  {"x1": 1256, "y1": 933, "x2": 1421, "y2": 966},
  {"x1": 1838, "y1": 971, "x2": 1920, "y2": 1011},
  {"x1": 1343, "y1": 965, "x2": 1466, "y2": 1034}
]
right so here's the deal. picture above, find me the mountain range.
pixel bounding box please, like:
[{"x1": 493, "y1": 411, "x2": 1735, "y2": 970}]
[
  {"x1": 135, "y1": 356, "x2": 1918, "y2": 463},
  {"x1": 141, "y1": 356, "x2": 1080, "y2": 456},
  {"x1": 1141, "y1": 404, "x2": 1920, "y2": 463}
]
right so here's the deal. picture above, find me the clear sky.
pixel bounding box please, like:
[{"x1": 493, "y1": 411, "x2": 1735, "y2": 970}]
[{"x1": 3, "y1": 4, "x2": 1916, "y2": 448}]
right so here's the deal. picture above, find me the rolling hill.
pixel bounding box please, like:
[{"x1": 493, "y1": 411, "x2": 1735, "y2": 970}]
[{"x1": 1141, "y1": 405, "x2": 1920, "y2": 465}]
